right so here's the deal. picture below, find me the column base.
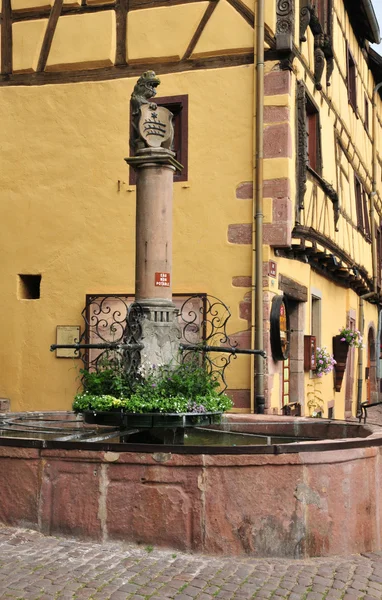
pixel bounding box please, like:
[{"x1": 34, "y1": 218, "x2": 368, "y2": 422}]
[{"x1": 134, "y1": 300, "x2": 181, "y2": 368}]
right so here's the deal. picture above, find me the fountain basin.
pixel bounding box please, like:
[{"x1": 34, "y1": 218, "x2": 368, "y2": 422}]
[{"x1": 0, "y1": 411, "x2": 382, "y2": 558}]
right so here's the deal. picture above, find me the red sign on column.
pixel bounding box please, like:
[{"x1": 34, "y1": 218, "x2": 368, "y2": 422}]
[{"x1": 155, "y1": 272, "x2": 171, "y2": 287}]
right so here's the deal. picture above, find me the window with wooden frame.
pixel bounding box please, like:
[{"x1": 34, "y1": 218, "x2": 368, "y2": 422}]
[
  {"x1": 377, "y1": 222, "x2": 382, "y2": 289},
  {"x1": 306, "y1": 96, "x2": 322, "y2": 175},
  {"x1": 364, "y1": 94, "x2": 370, "y2": 133},
  {"x1": 347, "y1": 46, "x2": 357, "y2": 112},
  {"x1": 354, "y1": 175, "x2": 370, "y2": 240},
  {"x1": 129, "y1": 94, "x2": 188, "y2": 185},
  {"x1": 315, "y1": 0, "x2": 330, "y2": 32}
]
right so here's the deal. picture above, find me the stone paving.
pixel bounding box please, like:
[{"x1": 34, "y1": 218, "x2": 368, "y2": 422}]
[{"x1": 1, "y1": 528, "x2": 382, "y2": 600}]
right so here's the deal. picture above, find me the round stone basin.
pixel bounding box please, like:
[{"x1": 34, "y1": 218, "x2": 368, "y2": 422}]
[{"x1": 0, "y1": 411, "x2": 382, "y2": 559}]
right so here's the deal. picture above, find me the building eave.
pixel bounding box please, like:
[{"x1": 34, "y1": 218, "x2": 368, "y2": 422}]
[{"x1": 345, "y1": 0, "x2": 380, "y2": 45}]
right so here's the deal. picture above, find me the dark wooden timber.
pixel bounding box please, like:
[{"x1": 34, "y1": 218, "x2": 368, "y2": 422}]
[
  {"x1": 1, "y1": 0, "x2": 13, "y2": 75},
  {"x1": 0, "y1": 52, "x2": 254, "y2": 86},
  {"x1": 12, "y1": 3, "x2": 114, "y2": 21},
  {"x1": 183, "y1": 1, "x2": 218, "y2": 60},
  {"x1": 36, "y1": 0, "x2": 64, "y2": 72},
  {"x1": 115, "y1": 0, "x2": 128, "y2": 65},
  {"x1": 226, "y1": 0, "x2": 254, "y2": 27}
]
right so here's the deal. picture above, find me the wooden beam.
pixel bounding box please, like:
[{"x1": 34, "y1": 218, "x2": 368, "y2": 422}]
[
  {"x1": 1, "y1": 0, "x2": 13, "y2": 75},
  {"x1": 182, "y1": 1, "x2": 218, "y2": 60},
  {"x1": 115, "y1": 0, "x2": 128, "y2": 66},
  {"x1": 36, "y1": 0, "x2": 64, "y2": 72},
  {"x1": 226, "y1": 0, "x2": 254, "y2": 28},
  {"x1": 0, "y1": 52, "x2": 254, "y2": 86}
]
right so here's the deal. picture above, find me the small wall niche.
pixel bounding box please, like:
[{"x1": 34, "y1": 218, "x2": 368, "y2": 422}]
[{"x1": 18, "y1": 274, "x2": 41, "y2": 299}]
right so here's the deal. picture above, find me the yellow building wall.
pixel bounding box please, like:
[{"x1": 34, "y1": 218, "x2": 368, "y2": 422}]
[{"x1": 0, "y1": 66, "x2": 255, "y2": 412}]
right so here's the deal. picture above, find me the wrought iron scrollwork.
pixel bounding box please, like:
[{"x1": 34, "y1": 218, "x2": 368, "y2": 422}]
[
  {"x1": 82, "y1": 296, "x2": 144, "y2": 372},
  {"x1": 50, "y1": 295, "x2": 144, "y2": 379},
  {"x1": 178, "y1": 294, "x2": 266, "y2": 393},
  {"x1": 179, "y1": 294, "x2": 237, "y2": 348}
]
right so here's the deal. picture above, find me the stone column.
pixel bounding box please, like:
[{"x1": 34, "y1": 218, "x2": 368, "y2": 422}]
[
  {"x1": 134, "y1": 148, "x2": 175, "y2": 303},
  {"x1": 125, "y1": 72, "x2": 183, "y2": 368}
]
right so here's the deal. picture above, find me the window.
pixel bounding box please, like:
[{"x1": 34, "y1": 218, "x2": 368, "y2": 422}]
[
  {"x1": 129, "y1": 95, "x2": 188, "y2": 185},
  {"x1": 18, "y1": 274, "x2": 41, "y2": 299},
  {"x1": 315, "y1": 0, "x2": 330, "y2": 32},
  {"x1": 311, "y1": 295, "x2": 321, "y2": 348},
  {"x1": 306, "y1": 97, "x2": 321, "y2": 175},
  {"x1": 354, "y1": 175, "x2": 370, "y2": 240},
  {"x1": 365, "y1": 94, "x2": 370, "y2": 132},
  {"x1": 347, "y1": 46, "x2": 357, "y2": 112},
  {"x1": 377, "y1": 222, "x2": 382, "y2": 289}
]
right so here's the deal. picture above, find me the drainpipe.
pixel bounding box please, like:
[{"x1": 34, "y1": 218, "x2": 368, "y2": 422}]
[
  {"x1": 356, "y1": 81, "x2": 382, "y2": 414},
  {"x1": 252, "y1": 0, "x2": 265, "y2": 414}
]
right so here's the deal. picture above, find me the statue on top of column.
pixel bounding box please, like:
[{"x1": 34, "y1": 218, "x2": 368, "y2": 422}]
[{"x1": 130, "y1": 71, "x2": 174, "y2": 152}]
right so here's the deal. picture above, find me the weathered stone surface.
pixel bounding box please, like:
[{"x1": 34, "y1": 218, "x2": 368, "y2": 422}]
[
  {"x1": 264, "y1": 123, "x2": 292, "y2": 159},
  {"x1": 264, "y1": 106, "x2": 290, "y2": 123},
  {"x1": 279, "y1": 275, "x2": 308, "y2": 302},
  {"x1": 264, "y1": 71, "x2": 291, "y2": 96},
  {"x1": 232, "y1": 276, "x2": 252, "y2": 287},
  {"x1": 0, "y1": 456, "x2": 39, "y2": 528},
  {"x1": 0, "y1": 398, "x2": 10, "y2": 412},
  {"x1": 236, "y1": 182, "x2": 253, "y2": 199},
  {"x1": 239, "y1": 292, "x2": 251, "y2": 322},
  {"x1": 0, "y1": 415, "x2": 382, "y2": 559},
  {"x1": 263, "y1": 223, "x2": 291, "y2": 247},
  {"x1": 227, "y1": 224, "x2": 252, "y2": 245},
  {"x1": 40, "y1": 460, "x2": 102, "y2": 539},
  {"x1": 105, "y1": 463, "x2": 201, "y2": 552},
  {"x1": 263, "y1": 177, "x2": 291, "y2": 199},
  {"x1": 226, "y1": 389, "x2": 250, "y2": 409}
]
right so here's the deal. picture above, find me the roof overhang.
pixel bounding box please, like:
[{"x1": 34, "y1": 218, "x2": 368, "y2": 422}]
[{"x1": 345, "y1": 0, "x2": 380, "y2": 45}]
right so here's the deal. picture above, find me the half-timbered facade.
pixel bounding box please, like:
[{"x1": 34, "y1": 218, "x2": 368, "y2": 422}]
[{"x1": 0, "y1": 0, "x2": 381, "y2": 418}]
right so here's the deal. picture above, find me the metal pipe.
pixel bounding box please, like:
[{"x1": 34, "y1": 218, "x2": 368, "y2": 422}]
[
  {"x1": 356, "y1": 82, "x2": 382, "y2": 415},
  {"x1": 253, "y1": 0, "x2": 265, "y2": 414},
  {"x1": 370, "y1": 82, "x2": 382, "y2": 294},
  {"x1": 357, "y1": 291, "x2": 376, "y2": 416},
  {"x1": 179, "y1": 343, "x2": 267, "y2": 357}
]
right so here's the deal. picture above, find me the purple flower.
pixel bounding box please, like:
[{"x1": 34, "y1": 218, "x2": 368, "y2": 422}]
[{"x1": 340, "y1": 337, "x2": 346, "y2": 342}]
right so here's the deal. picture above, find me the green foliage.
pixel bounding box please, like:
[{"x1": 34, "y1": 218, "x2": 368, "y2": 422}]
[{"x1": 73, "y1": 359, "x2": 234, "y2": 415}]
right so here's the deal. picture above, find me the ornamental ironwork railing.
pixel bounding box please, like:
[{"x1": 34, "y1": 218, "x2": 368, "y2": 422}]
[{"x1": 51, "y1": 293, "x2": 266, "y2": 393}]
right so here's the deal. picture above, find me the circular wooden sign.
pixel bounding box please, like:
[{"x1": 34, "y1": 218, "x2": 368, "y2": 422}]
[{"x1": 270, "y1": 295, "x2": 290, "y2": 361}]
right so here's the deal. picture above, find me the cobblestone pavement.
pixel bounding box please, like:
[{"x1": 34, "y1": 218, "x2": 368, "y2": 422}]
[{"x1": 1, "y1": 528, "x2": 382, "y2": 600}]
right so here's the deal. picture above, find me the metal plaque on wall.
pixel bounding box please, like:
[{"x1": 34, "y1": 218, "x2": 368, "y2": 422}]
[{"x1": 56, "y1": 326, "x2": 81, "y2": 358}]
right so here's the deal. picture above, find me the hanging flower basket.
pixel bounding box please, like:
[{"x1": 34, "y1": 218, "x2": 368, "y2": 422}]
[{"x1": 332, "y1": 335, "x2": 349, "y2": 392}]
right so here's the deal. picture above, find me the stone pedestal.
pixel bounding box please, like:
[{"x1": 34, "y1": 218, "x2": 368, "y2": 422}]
[{"x1": 125, "y1": 148, "x2": 182, "y2": 367}]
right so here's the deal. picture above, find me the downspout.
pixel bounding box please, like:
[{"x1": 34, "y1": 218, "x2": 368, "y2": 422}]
[
  {"x1": 356, "y1": 81, "x2": 382, "y2": 415},
  {"x1": 253, "y1": 0, "x2": 265, "y2": 413}
]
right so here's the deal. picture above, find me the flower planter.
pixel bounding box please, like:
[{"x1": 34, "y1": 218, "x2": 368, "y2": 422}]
[{"x1": 332, "y1": 335, "x2": 349, "y2": 392}]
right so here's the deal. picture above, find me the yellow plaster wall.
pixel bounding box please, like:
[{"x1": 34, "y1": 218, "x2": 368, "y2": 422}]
[
  {"x1": 13, "y1": 20, "x2": 47, "y2": 73},
  {"x1": 46, "y1": 12, "x2": 116, "y2": 71},
  {"x1": 191, "y1": 0, "x2": 254, "y2": 58},
  {"x1": 127, "y1": 3, "x2": 209, "y2": 62},
  {"x1": 0, "y1": 65, "x2": 254, "y2": 412}
]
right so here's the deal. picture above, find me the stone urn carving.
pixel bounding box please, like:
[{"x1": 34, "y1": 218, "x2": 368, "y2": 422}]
[{"x1": 333, "y1": 335, "x2": 349, "y2": 392}]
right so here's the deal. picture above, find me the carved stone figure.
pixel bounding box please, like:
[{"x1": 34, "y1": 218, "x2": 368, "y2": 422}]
[{"x1": 130, "y1": 70, "x2": 174, "y2": 152}]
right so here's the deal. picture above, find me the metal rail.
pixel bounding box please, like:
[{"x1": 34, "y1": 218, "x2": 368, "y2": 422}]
[
  {"x1": 179, "y1": 343, "x2": 267, "y2": 358},
  {"x1": 358, "y1": 400, "x2": 382, "y2": 423},
  {"x1": 50, "y1": 343, "x2": 143, "y2": 351}
]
